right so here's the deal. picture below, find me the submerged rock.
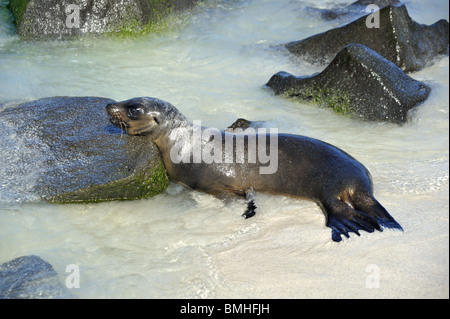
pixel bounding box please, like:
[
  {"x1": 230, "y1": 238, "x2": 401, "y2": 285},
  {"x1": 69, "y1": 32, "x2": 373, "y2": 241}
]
[
  {"x1": 7, "y1": 0, "x2": 199, "y2": 39},
  {"x1": 0, "y1": 255, "x2": 72, "y2": 299},
  {"x1": 266, "y1": 44, "x2": 431, "y2": 123},
  {"x1": 0, "y1": 96, "x2": 169, "y2": 203},
  {"x1": 286, "y1": 5, "x2": 449, "y2": 72}
]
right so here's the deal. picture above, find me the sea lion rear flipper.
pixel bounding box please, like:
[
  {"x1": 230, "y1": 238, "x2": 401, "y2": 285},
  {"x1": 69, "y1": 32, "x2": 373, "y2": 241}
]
[
  {"x1": 321, "y1": 194, "x2": 403, "y2": 242},
  {"x1": 321, "y1": 199, "x2": 382, "y2": 242},
  {"x1": 352, "y1": 193, "x2": 403, "y2": 231}
]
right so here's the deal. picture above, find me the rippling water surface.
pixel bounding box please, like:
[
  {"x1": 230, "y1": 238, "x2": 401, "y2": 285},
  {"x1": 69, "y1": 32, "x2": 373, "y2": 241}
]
[{"x1": 0, "y1": 0, "x2": 448, "y2": 298}]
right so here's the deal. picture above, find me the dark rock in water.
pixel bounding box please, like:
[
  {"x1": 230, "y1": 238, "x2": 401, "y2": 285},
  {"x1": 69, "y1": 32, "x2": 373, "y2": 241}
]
[
  {"x1": 7, "y1": 0, "x2": 199, "y2": 39},
  {"x1": 310, "y1": 0, "x2": 400, "y2": 21},
  {"x1": 286, "y1": 5, "x2": 449, "y2": 72},
  {"x1": 266, "y1": 44, "x2": 431, "y2": 123},
  {"x1": 0, "y1": 96, "x2": 169, "y2": 203},
  {"x1": 0, "y1": 255, "x2": 72, "y2": 299}
]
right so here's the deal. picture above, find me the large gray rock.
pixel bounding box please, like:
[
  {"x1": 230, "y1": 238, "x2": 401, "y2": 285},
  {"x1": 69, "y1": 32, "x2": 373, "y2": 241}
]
[
  {"x1": 266, "y1": 44, "x2": 431, "y2": 123},
  {"x1": 7, "y1": 0, "x2": 199, "y2": 39},
  {"x1": 0, "y1": 255, "x2": 72, "y2": 299},
  {"x1": 286, "y1": 5, "x2": 449, "y2": 72},
  {"x1": 0, "y1": 96, "x2": 169, "y2": 203}
]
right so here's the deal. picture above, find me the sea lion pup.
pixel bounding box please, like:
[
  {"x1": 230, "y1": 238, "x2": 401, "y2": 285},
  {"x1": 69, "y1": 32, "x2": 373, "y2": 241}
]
[{"x1": 106, "y1": 97, "x2": 403, "y2": 242}]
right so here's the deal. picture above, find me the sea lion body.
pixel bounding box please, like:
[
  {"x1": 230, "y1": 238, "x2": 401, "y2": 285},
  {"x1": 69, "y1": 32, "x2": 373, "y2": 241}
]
[
  {"x1": 106, "y1": 97, "x2": 402, "y2": 241},
  {"x1": 163, "y1": 133, "x2": 368, "y2": 200}
]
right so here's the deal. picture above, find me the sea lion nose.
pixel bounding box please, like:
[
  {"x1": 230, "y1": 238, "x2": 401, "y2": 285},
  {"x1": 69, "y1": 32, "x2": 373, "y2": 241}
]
[{"x1": 106, "y1": 103, "x2": 119, "y2": 114}]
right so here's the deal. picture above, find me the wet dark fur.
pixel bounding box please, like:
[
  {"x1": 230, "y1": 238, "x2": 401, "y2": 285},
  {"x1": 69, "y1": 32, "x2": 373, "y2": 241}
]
[{"x1": 106, "y1": 97, "x2": 403, "y2": 242}]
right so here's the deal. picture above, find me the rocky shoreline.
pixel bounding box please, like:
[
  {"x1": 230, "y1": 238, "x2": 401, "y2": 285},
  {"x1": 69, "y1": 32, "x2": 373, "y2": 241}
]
[{"x1": 266, "y1": 3, "x2": 448, "y2": 122}]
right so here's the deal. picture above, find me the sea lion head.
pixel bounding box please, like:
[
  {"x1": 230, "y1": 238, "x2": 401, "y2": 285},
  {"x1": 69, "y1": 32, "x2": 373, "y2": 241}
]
[{"x1": 106, "y1": 97, "x2": 186, "y2": 138}]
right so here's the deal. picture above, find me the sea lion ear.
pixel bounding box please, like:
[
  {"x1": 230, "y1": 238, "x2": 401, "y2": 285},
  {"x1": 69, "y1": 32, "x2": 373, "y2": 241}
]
[{"x1": 153, "y1": 116, "x2": 159, "y2": 125}]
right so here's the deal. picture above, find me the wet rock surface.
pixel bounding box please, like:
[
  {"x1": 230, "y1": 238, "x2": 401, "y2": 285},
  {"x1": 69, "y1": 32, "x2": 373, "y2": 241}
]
[
  {"x1": 0, "y1": 255, "x2": 73, "y2": 299},
  {"x1": 286, "y1": 5, "x2": 449, "y2": 72},
  {"x1": 7, "y1": 0, "x2": 199, "y2": 39},
  {"x1": 267, "y1": 44, "x2": 431, "y2": 123},
  {"x1": 0, "y1": 96, "x2": 169, "y2": 203}
]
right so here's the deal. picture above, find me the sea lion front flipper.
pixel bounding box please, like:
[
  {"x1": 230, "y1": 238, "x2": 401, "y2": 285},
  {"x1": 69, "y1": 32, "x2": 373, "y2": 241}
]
[
  {"x1": 242, "y1": 188, "x2": 257, "y2": 219},
  {"x1": 242, "y1": 199, "x2": 257, "y2": 219}
]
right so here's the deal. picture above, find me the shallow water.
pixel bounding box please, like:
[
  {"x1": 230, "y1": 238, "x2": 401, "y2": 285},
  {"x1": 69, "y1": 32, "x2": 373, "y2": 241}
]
[{"x1": 0, "y1": 0, "x2": 448, "y2": 298}]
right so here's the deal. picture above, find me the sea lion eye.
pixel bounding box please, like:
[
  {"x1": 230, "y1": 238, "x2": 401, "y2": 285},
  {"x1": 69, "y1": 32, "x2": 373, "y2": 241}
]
[
  {"x1": 153, "y1": 116, "x2": 159, "y2": 125},
  {"x1": 127, "y1": 107, "x2": 142, "y2": 118}
]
